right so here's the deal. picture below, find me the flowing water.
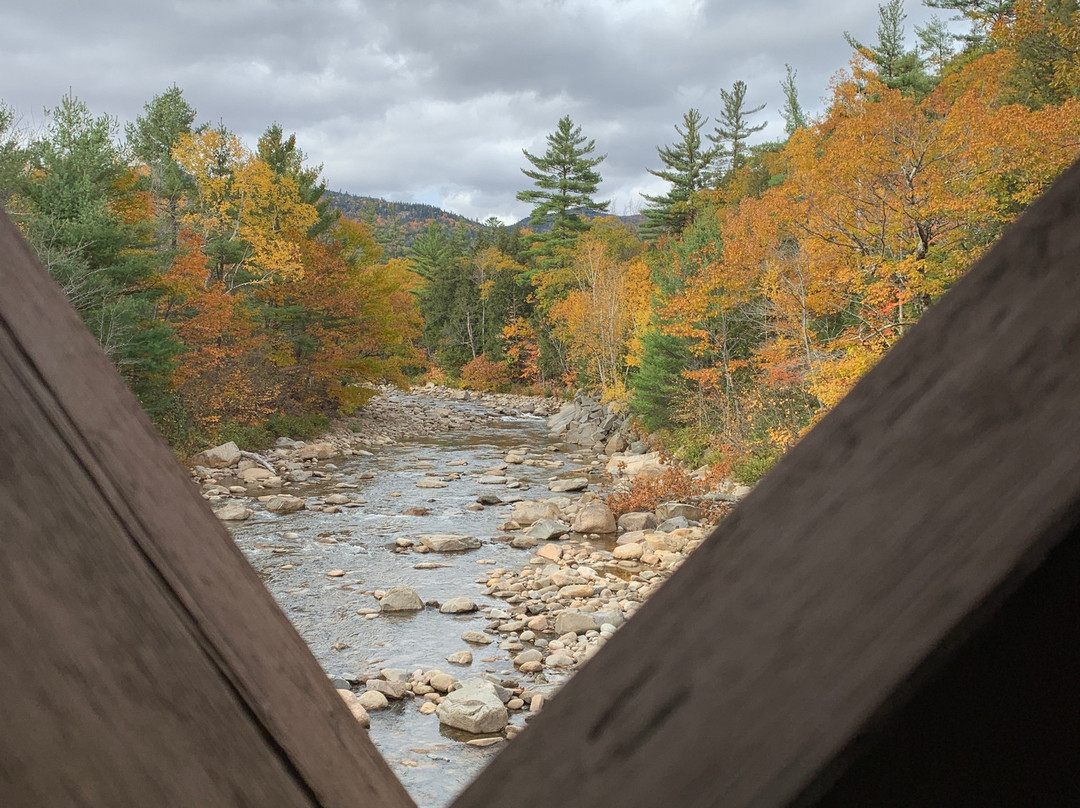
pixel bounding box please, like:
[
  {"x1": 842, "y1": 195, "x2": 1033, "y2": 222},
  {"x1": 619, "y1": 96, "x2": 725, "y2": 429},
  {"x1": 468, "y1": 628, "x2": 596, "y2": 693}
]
[{"x1": 227, "y1": 401, "x2": 600, "y2": 807}]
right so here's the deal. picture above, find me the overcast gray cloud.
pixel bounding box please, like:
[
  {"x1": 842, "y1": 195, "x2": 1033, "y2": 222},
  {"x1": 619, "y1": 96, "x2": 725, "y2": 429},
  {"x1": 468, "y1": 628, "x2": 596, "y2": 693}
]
[{"x1": 0, "y1": 0, "x2": 956, "y2": 223}]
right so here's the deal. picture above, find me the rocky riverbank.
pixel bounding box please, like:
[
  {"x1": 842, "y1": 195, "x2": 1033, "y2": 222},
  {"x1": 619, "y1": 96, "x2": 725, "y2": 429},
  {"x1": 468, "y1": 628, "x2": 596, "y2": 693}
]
[{"x1": 191, "y1": 384, "x2": 748, "y2": 757}]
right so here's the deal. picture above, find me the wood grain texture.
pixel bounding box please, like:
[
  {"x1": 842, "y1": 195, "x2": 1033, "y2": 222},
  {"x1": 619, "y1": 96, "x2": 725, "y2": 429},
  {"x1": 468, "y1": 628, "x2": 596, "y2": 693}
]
[
  {"x1": 453, "y1": 160, "x2": 1080, "y2": 808},
  {"x1": 0, "y1": 208, "x2": 414, "y2": 808}
]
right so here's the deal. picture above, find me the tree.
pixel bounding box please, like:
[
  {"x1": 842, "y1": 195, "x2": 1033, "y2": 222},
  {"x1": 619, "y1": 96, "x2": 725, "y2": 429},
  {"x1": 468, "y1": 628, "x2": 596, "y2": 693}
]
[
  {"x1": 845, "y1": 0, "x2": 933, "y2": 96},
  {"x1": 640, "y1": 108, "x2": 717, "y2": 239},
  {"x1": 708, "y1": 80, "x2": 767, "y2": 186},
  {"x1": 0, "y1": 102, "x2": 24, "y2": 208},
  {"x1": 916, "y1": 15, "x2": 957, "y2": 76},
  {"x1": 517, "y1": 115, "x2": 608, "y2": 264},
  {"x1": 780, "y1": 65, "x2": 808, "y2": 136},
  {"x1": 925, "y1": 0, "x2": 1017, "y2": 47},
  {"x1": 126, "y1": 85, "x2": 197, "y2": 250},
  {"x1": 257, "y1": 123, "x2": 338, "y2": 237}
]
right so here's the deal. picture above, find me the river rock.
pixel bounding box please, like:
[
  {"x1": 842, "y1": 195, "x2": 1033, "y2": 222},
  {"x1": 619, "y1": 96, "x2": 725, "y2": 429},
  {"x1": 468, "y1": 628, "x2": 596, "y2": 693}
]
[
  {"x1": 549, "y1": 477, "x2": 589, "y2": 493},
  {"x1": 379, "y1": 585, "x2": 424, "y2": 612},
  {"x1": 265, "y1": 495, "x2": 306, "y2": 514},
  {"x1": 606, "y1": 451, "x2": 667, "y2": 480},
  {"x1": 461, "y1": 630, "x2": 493, "y2": 644},
  {"x1": 513, "y1": 649, "x2": 543, "y2": 667},
  {"x1": 655, "y1": 502, "x2": 704, "y2": 523},
  {"x1": 325, "y1": 493, "x2": 352, "y2": 505},
  {"x1": 478, "y1": 475, "x2": 507, "y2": 485},
  {"x1": 213, "y1": 501, "x2": 250, "y2": 521},
  {"x1": 439, "y1": 597, "x2": 478, "y2": 614},
  {"x1": 617, "y1": 511, "x2": 659, "y2": 532},
  {"x1": 338, "y1": 689, "x2": 371, "y2": 727},
  {"x1": 476, "y1": 493, "x2": 503, "y2": 506},
  {"x1": 357, "y1": 690, "x2": 389, "y2": 711},
  {"x1": 193, "y1": 441, "x2": 241, "y2": 469},
  {"x1": 446, "y1": 649, "x2": 473, "y2": 665},
  {"x1": 545, "y1": 652, "x2": 575, "y2": 668},
  {"x1": 535, "y1": 543, "x2": 562, "y2": 562},
  {"x1": 554, "y1": 611, "x2": 599, "y2": 635},
  {"x1": 298, "y1": 441, "x2": 335, "y2": 460},
  {"x1": 510, "y1": 535, "x2": 538, "y2": 549},
  {"x1": 366, "y1": 678, "x2": 409, "y2": 700},
  {"x1": 416, "y1": 478, "x2": 448, "y2": 489},
  {"x1": 656, "y1": 516, "x2": 692, "y2": 532},
  {"x1": 402, "y1": 506, "x2": 431, "y2": 516},
  {"x1": 612, "y1": 542, "x2": 643, "y2": 560},
  {"x1": 428, "y1": 671, "x2": 458, "y2": 693},
  {"x1": 239, "y1": 467, "x2": 274, "y2": 483},
  {"x1": 525, "y1": 519, "x2": 570, "y2": 541},
  {"x1": 420, "y1": 534, "x2": 481, "y2": 552},
  {"x1": 571, "y1": 501, "x2": 616, "y2": 534},
  {"x1": 436, "y1": 679, "x2": 509, "y2": 734},
  {"x1": 511, "y1": 500, "x2": 563, "y2": 526}
]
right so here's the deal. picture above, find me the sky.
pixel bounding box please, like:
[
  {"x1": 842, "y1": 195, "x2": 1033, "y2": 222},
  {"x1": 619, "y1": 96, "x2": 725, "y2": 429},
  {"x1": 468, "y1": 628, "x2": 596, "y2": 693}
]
[{"x1": 0, "y1": 0, "x2": 961, "y2": 224}]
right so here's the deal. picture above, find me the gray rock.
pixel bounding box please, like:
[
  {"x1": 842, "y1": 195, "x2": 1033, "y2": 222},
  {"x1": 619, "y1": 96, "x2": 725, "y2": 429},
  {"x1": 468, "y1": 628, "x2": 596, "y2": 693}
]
[
  {"x1": 416, "y1": 477, "x2": 449, "y2": 489},
  {"x1": 357, "y1": 690, "x2": 389, "y2": 711},
  {"x1": 265, "y1": 495, "x2": 306, "y2": 514},
  {"x1": 617, "y1": 511, "x2": 659, "y2": 532},
  {"x1": 366, "y1": 678, "x2": 409, "y2": 699},
  {"x1": 379, "y1": 586, "x2": 424, "y2": 611},
  {"x1": 461, "y1": 630, "x2": 493, "y2": 644},
  {"x1": 446, "y1": 649, "x2": 473, "y2": 665},
  {"x1": 193, "y1": 441, "x2": 242, "y2": 469},
  {"x1": 510, "y1": 535, "x2": 538, "y2": 549},
  {"x1": 554, "y1": 611, "x2": 599, "y2": 635},
  {"x1": 476, "y1": 493, "x2": 503, "y2": 506},
  {"x1": 525, "y1": 519, "x2": 570, "y2": 541},
  {"x1": 213, "y1": 501, "x2": 250, "y2": 521},
  {"x1": 439, "y1": 597, "x2": 478, "y2": 614},
  {"x1": 436, "y1": 679, "x2": 509, "y2": 734},
  {"x1": 419, "y1": 534, "x2": 481, "y2": 552},
  {"x1": 549, "y1": 477, "x2": 589, "y2": 493},
  {"x1": 511, "y1": 500, "x2": 563, "y2": 526},
  {"x1": 656, "y1": 516, "x2": 692, "y2": 532},
  {"x1": 605, "y1": 433, "x2": 628, "y2": 455},
  {"x1": 655, "y1": 502, "x2": 704, "y2": 523},
  {"x1": 298, "y1": 442, "x2": 335, "y2": 460},
  {"x1": 570, "y1": 501, "x2": 616, "y2": 534}
]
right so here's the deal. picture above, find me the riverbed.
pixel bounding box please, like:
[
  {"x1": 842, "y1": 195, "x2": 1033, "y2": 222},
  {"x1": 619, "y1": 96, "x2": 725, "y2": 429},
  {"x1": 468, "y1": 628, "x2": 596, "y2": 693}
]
[{"x1": 226, "y1": 398, "x2": 601, "y2": 807}]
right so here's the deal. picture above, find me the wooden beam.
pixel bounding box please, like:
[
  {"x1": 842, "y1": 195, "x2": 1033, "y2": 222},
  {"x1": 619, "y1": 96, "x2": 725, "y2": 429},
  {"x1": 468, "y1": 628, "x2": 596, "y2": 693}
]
[
  {"x1": 454, "y1": 161, "x2": 1080, "y2": 807},
  {"x1": 0, "y1": 208, "x2": 415, "y2": 808}
]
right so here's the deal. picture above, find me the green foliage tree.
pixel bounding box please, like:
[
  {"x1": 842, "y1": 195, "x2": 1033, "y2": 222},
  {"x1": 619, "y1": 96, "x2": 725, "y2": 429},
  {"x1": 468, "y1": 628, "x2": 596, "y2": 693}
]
[
  {"x1": 925, "y1": 0, "x2": 1016, "y2": 47},
  {"x1": 517, "y1": 115, "x2": 609, "y2": 264},
  {"x1": 0, "y1": 102, "x2": 24, "y2": 208},
  {"x1": 708, "y1": 80, "x2": 767, "y2": 186},
  {"x1": 640, "y1": 108, "x2": 716, "y2": 239},
  {"x1": 846, "y1": 1, "x2": 934, "y2": 96},
  {"x1": 629, "y1": 327, "x2": 693, "y2": 431},
  {"x1": 126, "y1": 85, "x2": 197, "y2": 250},
  {"x1": 257, "y1": 123, "x2": 338, "y2": 237},
  {"x1": 780, "y1": 65, "x2": 808, "y2": 136},
  {"x1": 916, "y1": 15, "x2": 957, "y2": 75}
]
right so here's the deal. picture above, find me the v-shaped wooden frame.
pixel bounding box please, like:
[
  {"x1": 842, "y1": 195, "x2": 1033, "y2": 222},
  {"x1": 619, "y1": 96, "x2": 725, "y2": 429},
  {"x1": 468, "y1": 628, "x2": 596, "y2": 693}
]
[{"x1": 2, "y1": 158, "x2": 1079, "y2": 808}]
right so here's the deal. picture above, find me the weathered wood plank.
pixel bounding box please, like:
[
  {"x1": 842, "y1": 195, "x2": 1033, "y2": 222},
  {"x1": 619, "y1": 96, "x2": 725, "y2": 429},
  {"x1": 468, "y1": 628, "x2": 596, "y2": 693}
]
[
  {"x1": 453, "y1": 161, "x2": 1080, "y2": 807},
  {"x1": 0, "y1": 208, "x2": 415, "y2": 808}
]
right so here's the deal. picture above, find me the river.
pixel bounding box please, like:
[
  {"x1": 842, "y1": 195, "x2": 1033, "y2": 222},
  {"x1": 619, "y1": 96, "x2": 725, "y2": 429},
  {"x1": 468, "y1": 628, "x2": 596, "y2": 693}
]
[{"x1": 226, "y1": 397, "x2": 601, "y2": 807}]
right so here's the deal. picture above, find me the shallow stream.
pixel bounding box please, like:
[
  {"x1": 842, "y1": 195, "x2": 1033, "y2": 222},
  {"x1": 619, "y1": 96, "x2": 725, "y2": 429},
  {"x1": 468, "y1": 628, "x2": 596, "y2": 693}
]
[{"x1": 227, "y1": 400, "x2": 600, "y2": 807}]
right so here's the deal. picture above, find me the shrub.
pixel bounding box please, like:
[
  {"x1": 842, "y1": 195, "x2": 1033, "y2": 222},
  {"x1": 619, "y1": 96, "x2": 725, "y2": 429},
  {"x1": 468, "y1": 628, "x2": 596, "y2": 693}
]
[
  {"x1": 606, "y1": 460, "x2": 728, "y2": 520},
  {"x1": 459, "y1": 354, "x2": 512, "y2": 393}
]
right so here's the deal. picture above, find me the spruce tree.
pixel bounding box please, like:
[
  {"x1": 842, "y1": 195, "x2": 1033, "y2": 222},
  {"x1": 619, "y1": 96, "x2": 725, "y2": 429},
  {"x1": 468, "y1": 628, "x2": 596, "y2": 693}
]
[
  {"x1": 707, "y1": 81, "x2": 766, "y2": 187},
  {"x1": 640, "y1": 108, "x2": 716, "y2": 239},
  {"x1": 845, "y1": 1, "x2": 934, "y2": 97},
  {"x1": 517, "y1": 115, "x2": 608, "y2": 264}
]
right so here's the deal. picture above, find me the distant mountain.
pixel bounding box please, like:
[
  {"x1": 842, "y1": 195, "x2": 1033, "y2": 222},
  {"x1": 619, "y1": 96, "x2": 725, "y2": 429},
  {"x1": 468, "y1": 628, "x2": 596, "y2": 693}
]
[
  {"x1": 326, "y1": 191, "x2": 644, "y2": 258},
  {"x1": 512, "y1": 208, "x2": 646, "y2": 232},
  {"x1": 325, "y1": 190, "x2": 482, "y2": 258}
]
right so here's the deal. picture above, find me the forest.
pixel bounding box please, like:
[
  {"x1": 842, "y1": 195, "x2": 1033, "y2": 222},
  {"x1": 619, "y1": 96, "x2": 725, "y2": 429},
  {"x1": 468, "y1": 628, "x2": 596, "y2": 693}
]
[{"x1": 1, "y1": 0, "x2": 1078, "y2": 479}]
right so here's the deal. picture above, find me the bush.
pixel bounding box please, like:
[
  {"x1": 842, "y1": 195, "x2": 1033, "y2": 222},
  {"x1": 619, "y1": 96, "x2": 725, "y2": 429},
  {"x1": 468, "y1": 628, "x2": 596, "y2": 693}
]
[
  {"x1": 606, "y1": 461, "x2": 728, "y2": 520},
  {"x1": 212, "y1": 411, "x2": 330, "y2": 452},
  {"x1": 459, "y1": 354, "x2": 512, "y2": 392}
]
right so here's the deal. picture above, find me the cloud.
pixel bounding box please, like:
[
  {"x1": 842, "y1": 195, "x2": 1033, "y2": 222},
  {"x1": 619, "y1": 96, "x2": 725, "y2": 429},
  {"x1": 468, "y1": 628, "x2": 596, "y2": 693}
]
[{"x1": 0, "y1": 0, "x2": 958, "y2": 223}]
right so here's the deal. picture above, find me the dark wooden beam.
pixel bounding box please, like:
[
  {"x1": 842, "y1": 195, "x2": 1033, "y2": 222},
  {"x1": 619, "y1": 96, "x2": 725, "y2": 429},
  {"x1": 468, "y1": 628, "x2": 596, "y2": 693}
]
[
  {"x1": 0, "y1": 208, "x2": 415, "y2": 808},
  {"x1": 454, "y1": 161, "x2": 1080, "y2": 808}
]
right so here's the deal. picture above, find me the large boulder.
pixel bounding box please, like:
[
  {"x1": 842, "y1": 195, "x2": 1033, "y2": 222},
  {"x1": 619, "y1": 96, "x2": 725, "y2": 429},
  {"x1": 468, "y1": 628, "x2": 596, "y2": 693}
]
[
  {"x1": 511, "y1": 500, "x2": 563, "y2": 526},
  {"x1": 554, "y1": 611, "x2": 599, "y2": 635},
  {"x1": 379, "y1": 586, "x2": 424, "y2": 612},
  {"x1": 549, "y1": 477, "x2": 589, "y2": 493},
  {"x1": 193, "y1": 441, "x2": 241, "y2": 469},
  {"x1": 297, "y1": 442, "x2": 335, "y2": 460},
  {"x1": 436, "y1": 679, "x2": 509, "y2": 734},
  {"x1": 213, "y1": 501, "x2": 250, "y2": 521},
  {"x1": 419, "y1": 534, "x2": 481, "y2": 552},
  {"x1": 439, "y1": 597, "x2": 478, "y2": 614},
  {"x1": 525, "y1": 519, "x2": 571, "y2": 541},
  {"x1": 606, "y1": 451, "x2": 667, "y2": 481},
  {"x1": 617, "y1": 511, "x2": 659, "y2": 532},
  {"x1": 655, "y1": 502, "x2": 704, "y2": 523},
  {"x1": 265, "y1": 495, "x2": 306, "y2": 515},
  {"x1": 571, "y1": 501, "x2": 616, "y2": 534}
]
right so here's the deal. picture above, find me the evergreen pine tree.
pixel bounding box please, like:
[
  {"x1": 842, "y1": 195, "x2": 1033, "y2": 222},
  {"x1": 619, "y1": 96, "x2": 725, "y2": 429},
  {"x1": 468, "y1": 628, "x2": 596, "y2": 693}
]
[
  {"x1": 846, "y1": 1, "x2": 934, "y2": 97},
  {"x1": 517, "y1": 115, "x2": 608, "y2": 265},
  {"x1": 629, "y1": 328, "x2": 692, "y2": 431},
  {"x1": 640, "y1": 108, "x2": 716, "y2": 239},
  {"x1": 707, "y1": 81, "x2": 767, "y2": 187},
  {"x1": 779, "y1": 65, "x2": 808, "y2": 136}
]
